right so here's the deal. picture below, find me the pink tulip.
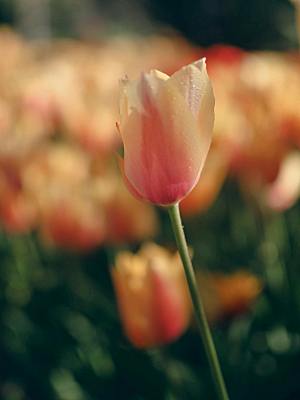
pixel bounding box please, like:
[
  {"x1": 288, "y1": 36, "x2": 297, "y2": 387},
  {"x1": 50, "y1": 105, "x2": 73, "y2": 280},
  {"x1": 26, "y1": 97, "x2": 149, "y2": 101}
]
[{"x1": 118, "y1": 59, "x2": 215, "y2": 205}]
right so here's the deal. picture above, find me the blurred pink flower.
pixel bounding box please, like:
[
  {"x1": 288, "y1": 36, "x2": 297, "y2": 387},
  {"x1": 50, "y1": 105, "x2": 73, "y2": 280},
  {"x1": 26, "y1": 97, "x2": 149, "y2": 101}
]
[{"x1": 265, "y1": 152, "x2": 300, "y2": 211}]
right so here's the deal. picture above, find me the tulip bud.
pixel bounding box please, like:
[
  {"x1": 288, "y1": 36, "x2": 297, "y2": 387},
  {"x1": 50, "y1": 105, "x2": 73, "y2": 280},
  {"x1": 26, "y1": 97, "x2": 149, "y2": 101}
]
[
  {"x1": 118, "y1": 59, "x2": 214, "y2": 206},
  {"x1": 111, "y1": 243, "x2": 191, "y2": 348}
]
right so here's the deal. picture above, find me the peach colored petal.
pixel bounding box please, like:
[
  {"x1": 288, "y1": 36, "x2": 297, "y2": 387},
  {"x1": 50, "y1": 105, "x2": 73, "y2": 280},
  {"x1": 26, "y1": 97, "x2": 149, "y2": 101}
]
[
  {"x1": 118, "y1": 155, "x2": 146, "y2": 202},
  {"x1": 119, "y1": 77, "x2": 142, "y2": 133},
  {"x1": 150, "y1": 262, "x2": 190, "y2": 342},
  {"x1": 170, "y1": 58, "x2": 214, "y2": 158},
  {"x1": 140, "y1": 70, "x2": 169, "y2": 99},
  {"x1": 170, "y1": 59, "x2": 207, "y2": 117},
  {"x1": 111, "y1": 265, "x2": 154, "y2": 348},
  {"x1": 119, "y1": 70, "x2": 169, "y2": 131}
]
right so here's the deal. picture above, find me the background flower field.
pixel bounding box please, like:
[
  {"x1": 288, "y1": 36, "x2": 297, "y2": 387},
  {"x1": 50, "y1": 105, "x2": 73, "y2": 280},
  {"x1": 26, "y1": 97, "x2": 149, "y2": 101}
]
[{"x1": 0, "y1": 1, "x2": 300, "y2": 399}]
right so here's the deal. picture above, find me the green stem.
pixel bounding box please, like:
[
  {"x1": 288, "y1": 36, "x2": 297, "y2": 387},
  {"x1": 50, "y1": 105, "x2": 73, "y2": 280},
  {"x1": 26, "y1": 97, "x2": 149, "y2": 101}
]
[{"x1": 167, "y1": 203, "x2": 229, "y2": 400}]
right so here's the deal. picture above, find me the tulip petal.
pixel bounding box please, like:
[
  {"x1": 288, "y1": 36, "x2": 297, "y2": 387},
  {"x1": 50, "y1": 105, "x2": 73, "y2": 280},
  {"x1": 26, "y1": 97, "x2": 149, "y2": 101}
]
[
  {"x1": 112, "y1": 265, "x2": 154, "y2": 348},
  {"x1": 119, "y1": 70, "x2": 169, "y2": 130},
  {"x1": 118, "y1": 155, "x2": 146, "y2": 202},
  {"x1": 170, "y1": 58, "x2": 215, "y2": 159},
  {"x1": 170, "y1": 59, "x2": 207, "y2": 117},
  {"x1": 150, "y1": 261, "x2": 190, "y2": 342},
  {"x1": 119, "y1": 77, "x2": 140, "y2": 129},
  {"x1": 140, "y1": 70, "x2": 169, "y2": 99}
]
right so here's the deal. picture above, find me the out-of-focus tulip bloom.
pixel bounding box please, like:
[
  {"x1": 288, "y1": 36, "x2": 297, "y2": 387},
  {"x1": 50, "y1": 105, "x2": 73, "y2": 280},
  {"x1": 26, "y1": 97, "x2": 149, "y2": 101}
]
[
  {"x1": 118, "y1": 58, "x2": 214, "y2": 205},
  {"x1": 181, "y1": 147, "x2": 227, "y2": 216},
  {"x1": 0, "y1": 189, "x2": 37, "y2": 233},
  {"x1": 111, "y1": 243, "x2": 191, "y2": 348},
  {"x1": 265, "y1": 152, "x2": 300, "y2": 211},
  {"x1": 105, "y1": 182, "x2": 158, "y2": 244},
  {"x1": 40, "y1": 199, "x2": 105, "y2": 251},
  {"x1": 213, "y1": 52, "x2": 291, "y2": 190},
  {"x1": 204, "y1": 45, "x2": 245, "y2": 74},
  {"x1": 71, "y1": 110, "x2": 120, "y2": 156},
  {"x1": 197, "y1": 270, "x2": 262, "y2": 323},
  {"x1": 210, "y1": 271, "x2": 262, "y2": 317},
  {"x1": 0, "y1": 167, "x2": 37, "y2": 233}
]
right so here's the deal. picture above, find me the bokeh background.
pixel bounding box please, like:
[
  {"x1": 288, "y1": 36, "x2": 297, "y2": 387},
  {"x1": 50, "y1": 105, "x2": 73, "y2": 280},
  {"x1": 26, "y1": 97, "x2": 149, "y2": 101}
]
[{"x1": 0, "y1": 0, "x2": 300, "y2": 399}]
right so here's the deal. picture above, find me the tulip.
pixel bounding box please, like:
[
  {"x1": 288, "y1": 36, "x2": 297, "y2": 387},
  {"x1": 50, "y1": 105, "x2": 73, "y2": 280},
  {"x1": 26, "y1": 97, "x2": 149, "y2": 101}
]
[
  {"x1": 111, "y1": 243, "x2": 191, "y2": 348},
  {"x1": 118, "y1": 58, "x2": 214, "y2": 205}
]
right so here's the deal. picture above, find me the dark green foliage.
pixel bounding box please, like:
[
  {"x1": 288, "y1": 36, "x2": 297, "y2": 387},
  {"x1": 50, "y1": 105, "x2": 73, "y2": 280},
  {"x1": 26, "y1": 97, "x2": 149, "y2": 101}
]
[{"x1": 0, "y1": 181, "x2": 300, "y2": 399}]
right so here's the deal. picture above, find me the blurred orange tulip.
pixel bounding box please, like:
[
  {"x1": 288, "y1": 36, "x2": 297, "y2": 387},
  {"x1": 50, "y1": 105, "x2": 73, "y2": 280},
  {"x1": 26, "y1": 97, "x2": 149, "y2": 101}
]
[
  {"x1": 198, "y1": 270, "x2": 262, "y2": 323},
  {"x1": 181, "y1": 147, "x2": 227, "y2": 216},
  {"x1": 211, "y1": 271, "x2": 262, "y2": 317},
  {"x1": 111, "y1": 243, "x2": 191, "y2": 348}
]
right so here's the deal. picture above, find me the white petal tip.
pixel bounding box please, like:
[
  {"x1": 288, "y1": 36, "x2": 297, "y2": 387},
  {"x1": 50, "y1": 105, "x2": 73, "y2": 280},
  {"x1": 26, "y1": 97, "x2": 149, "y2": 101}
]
[
  {"x1": 141, "y1": 69, "x2": 169, "y2": 82},
  {"x1": 192, "y1": 58, "x2": 207, "y2": 71}
]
